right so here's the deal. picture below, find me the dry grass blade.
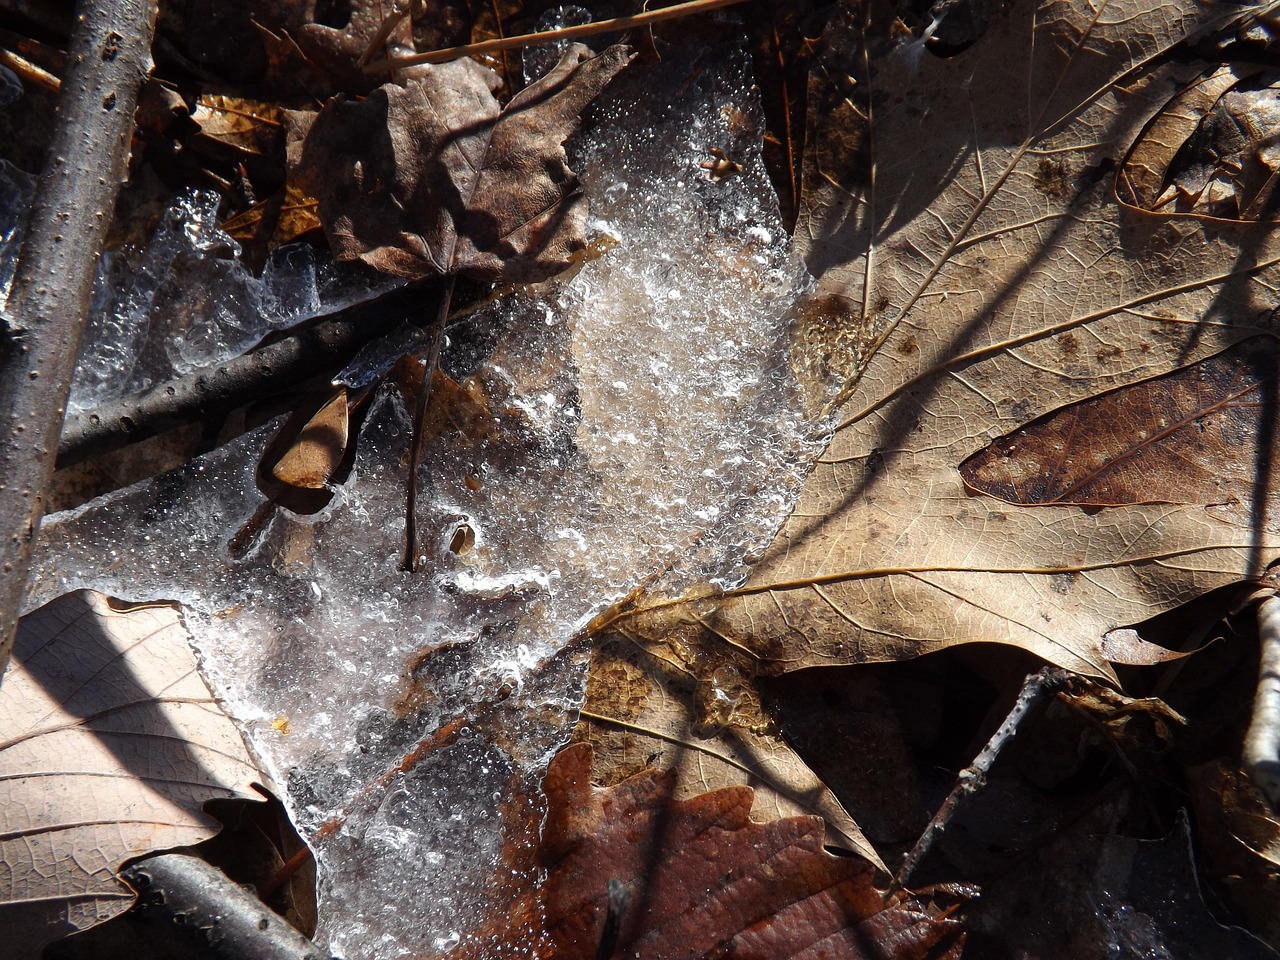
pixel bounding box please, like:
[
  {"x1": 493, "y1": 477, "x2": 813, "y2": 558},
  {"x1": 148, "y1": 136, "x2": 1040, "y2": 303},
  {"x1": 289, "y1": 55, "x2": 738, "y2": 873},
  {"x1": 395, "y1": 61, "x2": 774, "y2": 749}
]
[{"x1": 364, "y1": 0, "x2": 749, "y2": 70}]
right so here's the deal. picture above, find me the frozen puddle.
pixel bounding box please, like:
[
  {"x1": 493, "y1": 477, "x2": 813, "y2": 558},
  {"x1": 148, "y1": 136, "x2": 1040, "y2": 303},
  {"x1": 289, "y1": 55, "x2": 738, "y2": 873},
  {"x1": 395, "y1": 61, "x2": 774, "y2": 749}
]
[{"x1": 30, "y1": 35, "x2": 820, "y2": 959}]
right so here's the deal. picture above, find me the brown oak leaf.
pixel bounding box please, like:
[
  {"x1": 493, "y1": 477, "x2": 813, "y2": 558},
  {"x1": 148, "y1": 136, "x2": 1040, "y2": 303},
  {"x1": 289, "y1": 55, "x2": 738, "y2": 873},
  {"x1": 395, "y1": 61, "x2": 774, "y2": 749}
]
[
  {"x1": 296, "y1": 44, "x2": 633, "y2": 282},
  {"x1": 458, "y1": 742, "x2": 970, "y2": 960}
]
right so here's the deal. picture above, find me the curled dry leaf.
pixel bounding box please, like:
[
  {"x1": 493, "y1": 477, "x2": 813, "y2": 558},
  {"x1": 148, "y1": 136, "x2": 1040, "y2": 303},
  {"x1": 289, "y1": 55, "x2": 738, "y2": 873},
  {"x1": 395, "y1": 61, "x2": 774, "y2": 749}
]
[
  {"x1": 0, "y1": 591, "x2": 263, "y2": 957},
  {"x1": 295, "y1": 44, "x2": 633, "y2": 282},
  {"x1": 650, "y1": 0, "x2": 1280, "y2": 681},
  {"x1": 1118, "y1": 64, "x2": 1280, "y2": 222},
  {"x1": 457, "y1": 742, "x2": 969, "y2": 960}
]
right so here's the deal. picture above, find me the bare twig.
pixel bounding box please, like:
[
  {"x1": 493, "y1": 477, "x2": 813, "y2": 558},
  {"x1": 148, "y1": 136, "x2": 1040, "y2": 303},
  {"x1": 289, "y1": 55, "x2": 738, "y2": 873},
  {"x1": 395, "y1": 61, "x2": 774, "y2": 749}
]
[
  {"x1": 55, "y1": 285, "x2": 431, "y2": 471},
  {"x1": 0, "y1": 0, "x2": 158, "y2": 678},
  {"x1": 1245, "y1": 592, "x2": 1280, "y2": 808},
  {"x1": 0, "y1": 47, "x2": 61, "y2": 94},
  {"x1": 121, "y1": 853, "x2": 323, "y2": 960},
  {"x1": 363, "y1": 0, "x2": 749, "y2": 71},
  {"x1": 357, "y1": 6, "x2": 410, "y2": 67},
  {"x1": 894, "y1": 666, "x2": 1068, "y2": 889}
]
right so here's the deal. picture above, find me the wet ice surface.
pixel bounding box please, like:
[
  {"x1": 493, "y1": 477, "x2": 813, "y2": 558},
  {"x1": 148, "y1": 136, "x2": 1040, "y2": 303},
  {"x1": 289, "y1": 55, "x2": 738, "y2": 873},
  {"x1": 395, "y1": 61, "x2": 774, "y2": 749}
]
[
  {"x1": 30, "y1": 37, "x2": 820, "y2": 959},
  {"x1": 69, "y1": 191, "x2": 400, "y2": 411}
]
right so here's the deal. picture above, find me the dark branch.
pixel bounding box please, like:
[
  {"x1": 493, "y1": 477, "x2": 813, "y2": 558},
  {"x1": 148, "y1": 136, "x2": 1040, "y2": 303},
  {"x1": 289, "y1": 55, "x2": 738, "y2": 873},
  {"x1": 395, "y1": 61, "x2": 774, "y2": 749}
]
[
  {"x1": 0, "y1": 0, "x2": 158, "y2": 677},
  {"x1": 120, "y1": 853, "x2": 326, "y2": 960},
  {"x1": 56, "y1": 284, "x2": 434, "y2": 470}
]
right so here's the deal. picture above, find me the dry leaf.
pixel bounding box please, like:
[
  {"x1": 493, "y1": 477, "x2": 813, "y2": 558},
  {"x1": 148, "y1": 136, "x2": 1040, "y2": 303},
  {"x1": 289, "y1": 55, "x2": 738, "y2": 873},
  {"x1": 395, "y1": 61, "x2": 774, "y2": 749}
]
[
  {"x1": 0, "y1": 591, "x2": 263, "y2": 956},
  {"x1": 270, "y1": 386, "x2": 351, "y2": 489},
  {"x1": 678, "y1": 0, "x2": 1280, "y2": 681},
  {"x1": 295, "y1": 44, "x2": 633, "y2": 282},
  {"x1": 576, "y1": 629, "x2": 888, "y2": 871},
  {"x1": 220, "y1": 181, "x2": 322, "y2": 257},
  {"x1": 959, "y1": 336, "x2": 1278, "y2": 520},
  {"x1": 1118, "y1": 64, "x2": 1280, "y2": 222},
  {"x1": 457, "y1": 742, "x2": 969, "y2": 960},
  {"x1": 1187, "y1": 760, "x2": 1280, "y2": 949},
  {"x1": 159, "y1": 0, "x2": 437, "y2": 96},
  {"x1": 189, "y1": 94, "x2": 285, "y2": 163}
]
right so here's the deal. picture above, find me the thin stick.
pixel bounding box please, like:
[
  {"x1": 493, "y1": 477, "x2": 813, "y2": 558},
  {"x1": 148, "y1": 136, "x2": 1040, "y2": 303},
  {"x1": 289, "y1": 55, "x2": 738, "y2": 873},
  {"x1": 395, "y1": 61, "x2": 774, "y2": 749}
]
[
  {"x1": 56, "y1": 285, "x2": 428, "y2": 471},
  {"x1": 1245, "y1": 592, "x2": 1280, "y2": 808},
  {"x1": 402, "y1": 276, "x2": 454, "y2": 573},
  {"x1": 0, "y1": 0, "x2": 158, "y2": 678},
  {"x1": 364, "y1": 0, "x2": 749, "y2": 71},
  {"x1": 0, "y1": 47, "x2": 60, "y2": 94},
  {"x1": 355, "y1": 1, "x2": 410, "y2": 68},
  {"x1": 894, "y1": 667, "x2": 1068, "y2": 889}
]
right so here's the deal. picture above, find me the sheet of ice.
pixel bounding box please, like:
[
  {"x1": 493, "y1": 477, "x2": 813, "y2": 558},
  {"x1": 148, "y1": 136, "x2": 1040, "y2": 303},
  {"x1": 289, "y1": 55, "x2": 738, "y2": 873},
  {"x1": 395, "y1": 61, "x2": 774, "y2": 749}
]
[
  {"x1": 0, "y1": 158, "x2": 34, "y2": 303},
  {"x1": 30, "y1": 32, "x2": 823, "y2": 960},
  {"x1": 69, "y1": 191, "x2": 400, "y2": 411}
]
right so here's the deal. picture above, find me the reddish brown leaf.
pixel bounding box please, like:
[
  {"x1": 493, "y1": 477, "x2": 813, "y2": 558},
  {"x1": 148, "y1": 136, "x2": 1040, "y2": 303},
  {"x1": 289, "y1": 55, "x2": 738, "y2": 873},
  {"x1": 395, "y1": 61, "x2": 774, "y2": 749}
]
[
  {"x1": 959, "y1": 336, "x2": 1279, "y2": 522},
  {"x1": 459, "y1": 742, "x2": 969, "y2": 960},
  {"x1": 295, "y1": 44, "x2": 633, "y2": 282}
]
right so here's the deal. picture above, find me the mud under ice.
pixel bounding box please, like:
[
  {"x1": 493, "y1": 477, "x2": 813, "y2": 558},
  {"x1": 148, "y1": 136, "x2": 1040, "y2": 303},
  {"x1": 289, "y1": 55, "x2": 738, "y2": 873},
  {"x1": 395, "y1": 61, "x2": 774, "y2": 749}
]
[{"x1": 30, "y1": 35, "x2": 825, "y2": 960}]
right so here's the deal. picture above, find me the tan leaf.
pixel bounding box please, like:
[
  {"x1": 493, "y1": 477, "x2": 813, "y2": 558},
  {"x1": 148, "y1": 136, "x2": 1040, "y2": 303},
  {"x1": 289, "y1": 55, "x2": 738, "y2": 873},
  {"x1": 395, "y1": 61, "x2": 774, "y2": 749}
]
[
  {"x1": 271, "y1": 386, "x2": 350, "y2": 490},
  {"x1": 0, "y1": 591, "x2": 264, "y2": 955},
  {"x1": 295, "y1": 44, "x2": 633, "y2": 282},
  {"x1": 457, "y1": 742, "x2": 969, "y2": 960},
  {"x1": 190, "y1": 94, "x2": 285, "y2": 162},
  {"x1": 681, "y1": 0, "x2": 1280, "y2": 681},
  {"x1": 576, "y1": 628, "x2": 887, "y2": 872}
]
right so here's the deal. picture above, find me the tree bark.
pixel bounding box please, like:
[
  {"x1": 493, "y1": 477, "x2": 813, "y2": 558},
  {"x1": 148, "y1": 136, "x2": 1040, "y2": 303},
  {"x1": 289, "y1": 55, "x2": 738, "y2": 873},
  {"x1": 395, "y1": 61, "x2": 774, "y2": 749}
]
[
  {"x1": 0, "y1": 0, "x2": 157, "y2": 677},
  {"x1": 120, "y1": 853, "x2": 326, "y2": 960}
]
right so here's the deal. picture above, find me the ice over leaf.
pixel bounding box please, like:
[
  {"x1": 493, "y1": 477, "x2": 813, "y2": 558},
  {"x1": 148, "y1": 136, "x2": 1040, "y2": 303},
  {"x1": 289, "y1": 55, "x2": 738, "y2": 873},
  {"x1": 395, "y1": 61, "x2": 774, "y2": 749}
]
[
  {"x1": 296, "y1": 44, "x2": 633, "y2": 282},
  {"x1": 30, "y1": 35, "x2": 819, "y2": 959},
  {"x1": 680, "y1": 0, "x2": 1280, "y2": 680},
  {"x1": 0, "y1": 591, "x2": 263, "y2": 957},
  {"x1": 576, "y1": 627, "x2": 887, "y2": 872}
]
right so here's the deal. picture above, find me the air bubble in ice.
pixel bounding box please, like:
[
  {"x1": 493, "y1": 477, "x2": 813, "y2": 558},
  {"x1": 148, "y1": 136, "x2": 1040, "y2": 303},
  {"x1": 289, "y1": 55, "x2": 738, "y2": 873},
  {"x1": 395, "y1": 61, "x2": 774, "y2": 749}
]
[{"x1": 522, "y1": 6, "x2": 593, "y2": 85}]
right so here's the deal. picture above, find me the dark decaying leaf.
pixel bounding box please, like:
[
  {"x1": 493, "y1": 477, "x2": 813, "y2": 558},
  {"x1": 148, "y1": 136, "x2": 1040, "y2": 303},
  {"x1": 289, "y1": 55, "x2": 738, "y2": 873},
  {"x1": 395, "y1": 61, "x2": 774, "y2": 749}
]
[
  {"x1": 295, "y1": 44, "x2": 633, "y2": 282},
  {"x1": 959, "y1": 335, "x2": 1279, "y2": 523},
  {"x1": 0, "y1": 591, "x2": 263, "y2": 958},
  {"x1": 158, "y1": 0, "x2": 452, "y2": 96},
  {"x1": 1188, "y1": 760, "x2": 1280, "y2": 948},
  {"x1": 456, "y1": 742, "x2": 970, "y2": 960}
]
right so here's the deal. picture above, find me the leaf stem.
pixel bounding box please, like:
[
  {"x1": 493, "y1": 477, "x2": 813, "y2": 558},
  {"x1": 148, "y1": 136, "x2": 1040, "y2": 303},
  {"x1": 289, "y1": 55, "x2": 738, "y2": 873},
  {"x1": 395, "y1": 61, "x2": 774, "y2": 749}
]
[
  {"x1": 402, "y1": 276, "x2": 454, "y2": 573},
  {"x1": 364, "y1": 0, "x2": 749, "y2": 71}
]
